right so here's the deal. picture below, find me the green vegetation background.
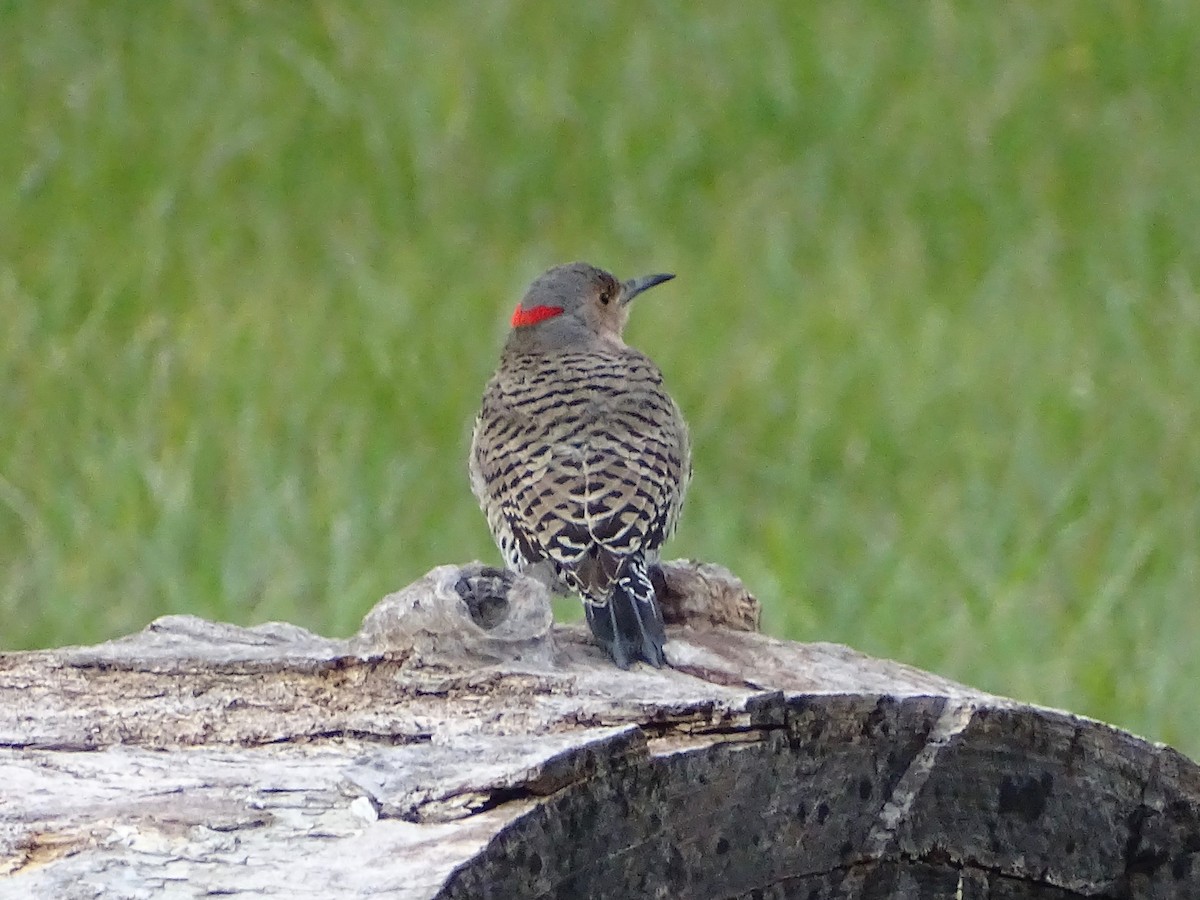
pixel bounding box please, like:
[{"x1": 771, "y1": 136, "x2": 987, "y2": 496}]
[{"x1": 3, "y1": 4, "x2": 1198, "y2": 758}]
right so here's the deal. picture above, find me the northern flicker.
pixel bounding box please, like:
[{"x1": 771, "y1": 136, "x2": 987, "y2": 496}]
[{"x1": 469, "y1": 262, "x2": 691, "y2": 668}]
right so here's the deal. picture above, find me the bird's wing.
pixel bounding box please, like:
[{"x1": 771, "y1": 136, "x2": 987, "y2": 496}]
[{"x1": 471, "y1": 351, "x2": 689, "y2": 597}]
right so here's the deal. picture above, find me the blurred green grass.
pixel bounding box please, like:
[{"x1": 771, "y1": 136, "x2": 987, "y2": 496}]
[{"x1": 2, "y1": 3, "x2": 1198, "y2": 758}]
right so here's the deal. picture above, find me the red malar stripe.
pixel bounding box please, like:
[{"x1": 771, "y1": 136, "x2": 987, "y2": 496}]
[{"x1": 511, "y1": 304, "x2": 565, "y2": 327}]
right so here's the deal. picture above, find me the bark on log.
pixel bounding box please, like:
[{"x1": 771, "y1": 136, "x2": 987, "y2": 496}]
[{"x1": 1, "y1": 561, "x2": 1197, "y2": 899}]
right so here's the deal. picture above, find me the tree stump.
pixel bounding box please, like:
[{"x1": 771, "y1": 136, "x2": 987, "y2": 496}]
[{"x1": 1, "y1": 561, "x2": 1197, "y2": 899}]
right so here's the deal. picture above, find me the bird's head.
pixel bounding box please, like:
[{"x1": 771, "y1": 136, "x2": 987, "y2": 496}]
[{"x1": 505, "y1": 262, "x2": 674, "y2": 352}]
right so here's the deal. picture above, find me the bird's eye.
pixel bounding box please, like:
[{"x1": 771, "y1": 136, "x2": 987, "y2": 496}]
[{"x1": 599, "y1": 289, "x2": 612, "y2": 305}]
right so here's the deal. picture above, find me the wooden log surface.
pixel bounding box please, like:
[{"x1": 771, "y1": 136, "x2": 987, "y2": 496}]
[{"x1": 1, "y1": 561, "x2": 1197, "y2": 899}]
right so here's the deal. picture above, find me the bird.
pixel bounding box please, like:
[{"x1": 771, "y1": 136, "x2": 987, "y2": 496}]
[{"x1": 469, "y1": 262, "x2": 691, "y2": 668}]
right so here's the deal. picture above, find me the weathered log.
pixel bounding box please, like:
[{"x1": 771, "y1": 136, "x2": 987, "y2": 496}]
[{"x1": 1, "y1": 561, "x2": 1196, "y2": 899}]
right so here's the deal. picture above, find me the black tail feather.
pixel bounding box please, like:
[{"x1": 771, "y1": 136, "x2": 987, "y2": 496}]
[{"x1": 584, "y1": 556, "x2": 666, "y2": 668}]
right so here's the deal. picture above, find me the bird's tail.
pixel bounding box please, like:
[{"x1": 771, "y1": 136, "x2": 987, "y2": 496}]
[{"x1": 585, "y1": 555, "x2": 666, "y2": 669}]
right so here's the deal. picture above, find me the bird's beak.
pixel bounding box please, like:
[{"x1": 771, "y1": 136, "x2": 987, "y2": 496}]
[{"x1": 621, "y1": 272, "x2": 675, "y2": 306}]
